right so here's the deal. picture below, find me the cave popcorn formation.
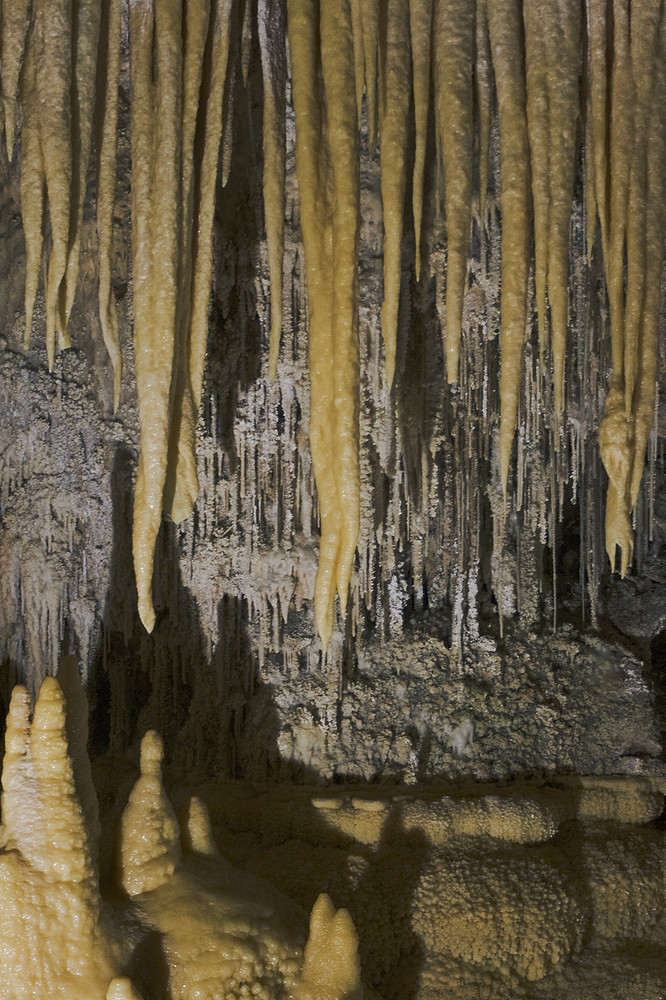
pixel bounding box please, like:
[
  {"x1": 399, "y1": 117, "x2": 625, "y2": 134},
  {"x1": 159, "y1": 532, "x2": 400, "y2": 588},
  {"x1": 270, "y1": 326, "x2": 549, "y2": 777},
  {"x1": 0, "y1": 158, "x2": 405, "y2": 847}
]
[{"x1": 3, "y1": 0, "x2": 666, "y2": 644}]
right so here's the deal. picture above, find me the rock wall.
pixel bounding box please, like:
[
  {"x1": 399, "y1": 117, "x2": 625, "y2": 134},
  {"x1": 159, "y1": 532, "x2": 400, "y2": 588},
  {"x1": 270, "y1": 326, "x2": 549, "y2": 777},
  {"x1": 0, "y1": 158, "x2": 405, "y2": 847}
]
[{"x1": 0, "y1": 16, "x2": 664, "y2": 780}]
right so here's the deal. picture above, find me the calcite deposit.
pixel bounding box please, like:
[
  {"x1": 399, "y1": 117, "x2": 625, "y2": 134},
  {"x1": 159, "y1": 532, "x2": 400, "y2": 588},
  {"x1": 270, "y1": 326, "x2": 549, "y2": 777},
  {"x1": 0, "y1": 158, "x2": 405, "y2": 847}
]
[
  {"x1": 0, "y1": 2, "x2": 665, "y2": 998},
  {"x1": 0, "y1": 665, "x2": 364, "y2": 1000}
]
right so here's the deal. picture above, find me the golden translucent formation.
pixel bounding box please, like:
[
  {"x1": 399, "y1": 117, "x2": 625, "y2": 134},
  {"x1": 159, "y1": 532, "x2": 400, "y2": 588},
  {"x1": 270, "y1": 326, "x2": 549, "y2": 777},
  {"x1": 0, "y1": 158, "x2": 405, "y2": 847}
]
[
  {"x1": 259, "y1": 0, "x2": 288, "y2": 380},
  {"x1": 19, "y1": 0, "x2": 73, "y2": 366},
  {"x1": 119, "y1": 730, "x2": 182, "y2": 896},
  {"x1": 19, "y1": 31, "x2": 44, "y2": 354},
  {"x1": 524, "y1": 0, "x2": 580, "y2": 417},
  {"x1": 64, "y1": 0, "x2": 101, "y2": 328},
  {"x1": 474, "y1": 0, "x2": 491, "y2": 227},
  {"x1": 35, "y1": 0, "x2": 75, "y2": 365},
  {"x1": 7, "y1": 0, "x2": 666, "y2": 638},
  {"x1": 131, "y1": 0, "x2": 234, "y2": 630},
  {"x1": 287, "y1": 0, "x2": 360, "y2": 648},
  {"x1": 174, "y1": 0, "x2": 234, "y2": 518},
  {"x1": 1, "y1": 671, "x2": 665, "y2": 997},
  {"x1": 119, "y1": 731, "x2": 362, "y2": 999},
  {"x1": 97, "y1": 0, "x2": 123, "y2": 411},
  {"x1": 295, "y1": 893, "x2": 363, "y2": 1000},
  {"x1": 409, "y1": 0, "x2": 433, "y2": 280},
  {"x1": 0, "y1": 0, "x2": 30, "y2": 157},
  {"x1": 359, "y1": 0, "x2": 380, "y2": 150},
  {"x1": 378, "y1": 0, "x2": 410, "y2": 389},
  {"x1": 0, "y1": 674, "x2": 128, "y2": 999},
  {"x1": 433, "y1": 0, "x2": 474, "y2": 383},
  {"x1": 596, "y1": 0, "x2": 666, "y2": 575},
  {"x1": 487, "y1": 0, "x2": 531, "y2": 493},
  {"x1": 0, "y1": 670, "x2": 366, "y2": 998},
  {"x1": 162, "y1": 0, "x2": 210, "y2": 524},
  {"x1": 585, "y1": 0, "x2": 611, "y2": 263},
  {"x1": 129, "y1": 0, "x2": 180, "y2": 634}
]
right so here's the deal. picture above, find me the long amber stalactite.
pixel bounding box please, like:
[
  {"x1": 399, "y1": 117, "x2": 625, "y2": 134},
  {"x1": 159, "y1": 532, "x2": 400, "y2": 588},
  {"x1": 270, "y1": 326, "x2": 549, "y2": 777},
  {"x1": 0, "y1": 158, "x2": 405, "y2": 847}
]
[{"x1": 5, "y1": 0, "x2": 666, "y2": 642}]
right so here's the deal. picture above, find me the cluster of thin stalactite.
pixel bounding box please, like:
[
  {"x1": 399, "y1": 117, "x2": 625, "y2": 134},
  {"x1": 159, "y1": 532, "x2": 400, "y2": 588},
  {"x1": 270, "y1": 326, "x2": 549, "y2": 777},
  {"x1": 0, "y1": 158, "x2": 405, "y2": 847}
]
[{"x1": 2, "y1": 0, "x2": 665, "y2": 646}]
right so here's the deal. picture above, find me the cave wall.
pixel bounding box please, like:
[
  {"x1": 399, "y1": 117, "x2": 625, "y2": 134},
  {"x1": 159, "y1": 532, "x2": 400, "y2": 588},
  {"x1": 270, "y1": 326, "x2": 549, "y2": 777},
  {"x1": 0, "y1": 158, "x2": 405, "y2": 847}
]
[{"x1": 0, "y1": 3, "x2": 664, "y2": 780}]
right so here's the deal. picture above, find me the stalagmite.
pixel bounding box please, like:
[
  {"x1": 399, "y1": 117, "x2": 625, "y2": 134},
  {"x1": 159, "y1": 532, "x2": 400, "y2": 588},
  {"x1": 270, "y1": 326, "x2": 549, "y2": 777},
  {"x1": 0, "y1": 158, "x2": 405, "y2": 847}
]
[
  {"x1": 0, "y1": 674, "x2": 372, "y2": 998},
  {"x1": 379, "y1": 0, "x2": 410, "y2": 388},
  {"x1": 487, "y1": 0, "x2": 531, "y2": 494},
  {"x1": 119, "y1": 730, "x2": 182, "y2": 895},
  {"x1": 410, "y1": 0, "x2": 432, "y2": 280},
  {"x1": 259, "y1": 0, "x2": 288, "y2": 380},
  {"x1": 433, "y1": 0, "x2": 474, "y2": 383},
  {"x1": 0, "y1": 677, "x2": 125, "y2": 998},
  {"x1": 96, "y1": 0, "x2": 123, "y2": 411},
  {"x1": 1, "y1": 0, "x2": 30, "y2": 158},
  {"x1": 295, "y1": 894, "x2": 363, "y2": 1000}
]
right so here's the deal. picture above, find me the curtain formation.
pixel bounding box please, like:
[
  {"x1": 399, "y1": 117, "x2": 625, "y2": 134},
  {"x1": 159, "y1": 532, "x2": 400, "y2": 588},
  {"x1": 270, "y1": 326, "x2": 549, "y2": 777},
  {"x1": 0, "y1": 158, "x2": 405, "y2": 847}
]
[{"x1": 2, "y1": 0, "x2": 665, "y2": 646}]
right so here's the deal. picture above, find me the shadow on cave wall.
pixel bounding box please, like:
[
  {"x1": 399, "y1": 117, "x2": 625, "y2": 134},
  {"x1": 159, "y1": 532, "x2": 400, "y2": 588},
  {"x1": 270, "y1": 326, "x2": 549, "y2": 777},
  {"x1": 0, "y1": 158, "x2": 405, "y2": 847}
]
[
  {"x1": 84, "y1": 451, "x2": 430, "y2": 995},
  {"x1": 205, "y1": 6, "x2": 264, "y2": 464},
  {"x1": 87, "y1": 32, "x2": 273, "y2": 771},
  {"x1": 86, "y1": 443, "x2": 286, "y2": 781}
]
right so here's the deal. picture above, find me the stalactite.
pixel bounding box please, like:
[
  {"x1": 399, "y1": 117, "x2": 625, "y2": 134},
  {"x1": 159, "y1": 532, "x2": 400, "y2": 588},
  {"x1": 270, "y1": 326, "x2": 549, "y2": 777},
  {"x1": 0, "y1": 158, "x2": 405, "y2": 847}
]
[
  {"x1": 64, "y1": 0, "x2": 101, "y2": 328},
  {"x1": 35, "y1": 0, "x2": 74, "y2": 365},
  {"x1": 487, "y1": 0, "x2": 531, "y2": 497},
  {"x1": 360, "y1": 0, "x2": 380, "y2": 151},
  {"x1": 410, "y1": 0, "x2": 432, "y2": 280},
  {"x1": 129, "y1": 0, "x2": 180, "y2": 633},
  {"x1": 259, "y1": 0, "x2": 288, "y2": 380},
  {"x1": 474, "y1": 0, "x2": 492, "y2": 229},
  {"x1": 378, "y1": 0, "x2": 410, "y2": 390},
  {"x1": 630, "y1": 15, "x2": 666, "y2": 510},
  {"x1": 286, "y1": 0, "x2": 360, "y2": 649},
  {"x1": 433, "y1": 0, "x2": 474, "y2": 383},
  {"x1": 3, "y1": 0, "x2": 666, "y2": 656},
  {"x1": 19, "y1": 28, "x2": 45, "y2": 353},
  {"x1": 96, "y1": 0, "x2": 123, "y2": 411},
  {"x1": 1, "y1": 0, "x2": 31, "y2": 159}
]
